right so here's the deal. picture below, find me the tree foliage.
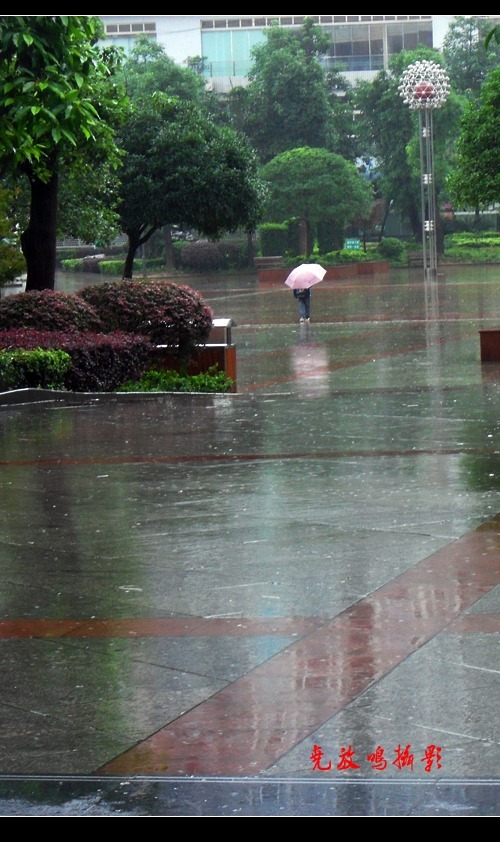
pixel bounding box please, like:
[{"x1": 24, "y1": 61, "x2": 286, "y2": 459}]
[
  {"x1": 0, "y1": 16, "x2": 123, "y2": 180},
  {"x1": 119, "y1": 35, "x2": 207, "y2": 104},
  {"x1": 354, "y1": 62, "x2": 419, "y2": 236},
  {"x1": 0, "y1": 15, "x2": 127, "y2": 290},
  {"x1": 224, "y1": 18, "x2": 354, "y2": 164},
  {"x1": 117, "y1": 93, "x2": 266, "y2": 278},
  {"x1": 485, "y1": 24, "x2": 500, "y2": 49},
  {"x1": 0, "y1": 185, "x2": 26, "y2": 284},
  {"x1": 442, "y1": 16, "x2": 500, "y2": 97},
  {"x1": 261, "y1": 146, "x2": 373, "y2": 254},
  {"x1": 354, "y1": 47, "x2": 461, "y2": 239},
  {"x1": 56, "y1": 153, "x2": 123, "y2": 248},
  {"x1": 447, "y1": 67, "x2": 500, "y2": 208}
]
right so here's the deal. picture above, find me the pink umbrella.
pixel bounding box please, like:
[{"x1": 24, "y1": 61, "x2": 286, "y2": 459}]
[{"x1": 284, "y1": 263, "x2": 326, "y2": 290}]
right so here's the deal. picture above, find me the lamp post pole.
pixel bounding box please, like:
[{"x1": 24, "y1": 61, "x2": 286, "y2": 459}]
[{"x1": 398, "y1": 61, "x2": 450, "y2": 276}]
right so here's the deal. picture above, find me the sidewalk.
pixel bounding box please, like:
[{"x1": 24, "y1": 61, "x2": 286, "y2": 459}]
[{"x1": 0, "y1": 265, "x2": 499, "y2": 815}]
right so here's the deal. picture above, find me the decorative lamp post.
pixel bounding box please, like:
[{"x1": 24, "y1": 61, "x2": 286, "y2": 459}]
[{"x1": 398, "y1": 61, "x2": 450, "y2": 276}]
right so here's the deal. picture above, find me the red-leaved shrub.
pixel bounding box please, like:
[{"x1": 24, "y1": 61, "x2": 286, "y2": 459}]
[
  {"x1": 0, "y1": 289, "x2": 104, "y2": 333},
  {"x1": 0, "y1": 328, "x2": 153, "y2": 392},
  {"x1": 79, "y1": 279, "x2": 213, "y2": 359}
]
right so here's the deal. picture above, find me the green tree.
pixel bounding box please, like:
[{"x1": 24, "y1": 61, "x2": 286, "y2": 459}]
[
  {"x1": 0, "y1": 185, "x2": 26, "y2": 284},
  {"x1": 447, "y1": 67, "x2": 500, "y2": 208},
  {"x1": 0, "y1": 16, "x2": 127, "y2": 290},
  {"x1": 324, "y1": 65, "x2": 360, "y2": 162},
  {"x1": 119, "y1": 35, "x2": 207, "y2": 104},
  {"x1": 41, "y1": 34, "x2": 212, "y2": 255},
  {"x1": 442, "y1": 16, "x2": 500, "y2": 97},
  {"x1": 485, "y1": 24, "x2": 500, "y2": 49},
  {"x1": 261, "y1": 146, "x2": 373, "y2": 255},
  {"x1": 225, "y1": 19, "x2": 347, "y2": 164},
  {"x1": 117, "y1": 94, "x2": 266, "y2": 278},
  {"x1": 355, "y1": 62, "x2": 419, "y2": 237},
  {"x1": 56, "y1": 153, "x2": 123, "y2": 249},
  {"x1": 354, "y1": 48, "x2": 461, "y2": 241}
]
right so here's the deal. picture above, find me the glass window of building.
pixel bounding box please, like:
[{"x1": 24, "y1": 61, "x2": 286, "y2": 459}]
[{"x1": 202, "y1": 28, "x2": 265, "y2": 78}]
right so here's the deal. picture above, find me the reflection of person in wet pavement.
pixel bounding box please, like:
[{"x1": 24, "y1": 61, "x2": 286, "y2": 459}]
[{"x1": 293, "y1": 287, "x2": 311, "y2": 322}]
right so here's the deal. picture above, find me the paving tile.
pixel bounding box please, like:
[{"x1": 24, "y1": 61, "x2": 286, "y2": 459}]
[{"x1": 0, "y1": 265, "x2": 499, "y2": 814}]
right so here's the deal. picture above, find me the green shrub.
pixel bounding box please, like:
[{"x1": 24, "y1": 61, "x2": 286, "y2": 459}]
[
  {"x1": 60, "y1": 258, "x2": 86, "y2": 272},
  {"x1": 78, "y1": 279, "x2": 213, "y2": 360},
  {"x1": 283, "y1": 253, "x2": 307, "y2": 267},
  {"x1": 315, "y1": 249, "x2": 367, "y2": 265},
  {"x1": 0, "y1": 290, "x2": 103, "y2": 333},
  {"x1": 259, "y1": 223, "x2": 287, "y2": 256},
  {"x1": 0, "y1": 348, "x2": 71, "y2": 390},
  {"x1": 177, "y1": 241, "x2": 223, "y2": 273},
  {"x1": 445, "y1": 232, "x2": 500, "y2": 248},
  {"x1": 333, "y1": 248, "x2": 368, "y2": 263},
  {"x1": 443, "y1": 232, "x2": 500, "y2": 262},
  {"x1": 443, "y1": 246, "x2": 500, "y2": 263},
  {"x1": 378, "y1": 237, "x2": 406, "y2": 261},
  {"x1": 118, "y1": 365, "x2": 234, "y2": 393},
  {"x1": 218, "y1": 240, "x2": 250, "y2": 270},
  {"x1": 59, "y1": 257, "x2": 166, "y2": 276},
  {"x1": 0, "y1": 328, "x2": 153, "y2": 392},
  {"x1": 99, "y1": 259, "x2": 125, "y2": 276},
  {"x1": 173, "y1": 240, "x2": 251, "y2": 272}
]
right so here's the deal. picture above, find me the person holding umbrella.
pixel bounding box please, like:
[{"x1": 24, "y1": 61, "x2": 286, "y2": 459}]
[
  {"x1": 284, "y1": 263, "x2": 326, "y2": 323},
  {"x1": 293, "y1": 287, "x2": 311, "y2": 322}
]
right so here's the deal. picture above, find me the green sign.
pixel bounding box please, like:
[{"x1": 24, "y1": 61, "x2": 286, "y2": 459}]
[{"x1": 344, "y1": 238, "x2": 361, "y2": 250}]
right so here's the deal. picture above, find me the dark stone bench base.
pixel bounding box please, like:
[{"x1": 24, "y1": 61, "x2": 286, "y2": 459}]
[{"x1": 479, "y1": 330, "x2": 500, "y2": 362}]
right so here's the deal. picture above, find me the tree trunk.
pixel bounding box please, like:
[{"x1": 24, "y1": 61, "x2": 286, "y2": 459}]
[
  {"x1": 21, "y1": 172, "x2": 58, "y2": 291},
  {"x1": 299, "y1": 218, "x2": 310, "y2": 256},
  {"x1": 246, "y1": 230, "x2": 255, "y2": 267},
  {"x1": 409, "y1": 203, "x2": 421, "y2": 239},
  {"x1": 436, "y1": 208, "x2": 445, "y2": 256},
  {"x1": 332, "y1": 222, "x2": 344, "y2": 251},
  {"x1": 164, "y1": 225, "x2": 175, "y2": 270},
  {"x1": 123, "y1": 233, "x2": 140, "y2": 279},
  {"x1": 378, "y1": 199, "x2": 394, "y2": 242}
]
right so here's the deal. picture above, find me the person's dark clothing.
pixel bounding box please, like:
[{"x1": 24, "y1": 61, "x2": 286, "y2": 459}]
[{"x1": 293, "y1": 287, "x2": 311, "y2": 320}]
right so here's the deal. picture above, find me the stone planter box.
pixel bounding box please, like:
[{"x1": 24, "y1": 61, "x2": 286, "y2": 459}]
[
  {"x1": 257, "y1": 260, "x2": 390, "y2": 284},
  {"x1": 151, "y1": 319, "x2": 237, "y2": 392}
]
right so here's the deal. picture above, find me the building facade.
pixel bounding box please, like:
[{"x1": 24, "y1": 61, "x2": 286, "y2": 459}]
[{"x1": 98, "y1": 14, "x2": 461, "y2": 92}]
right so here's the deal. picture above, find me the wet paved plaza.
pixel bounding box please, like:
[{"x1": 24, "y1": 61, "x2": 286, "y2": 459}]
[{"x1": 0, "y1": 264, "x2": 499, "y2": 815}]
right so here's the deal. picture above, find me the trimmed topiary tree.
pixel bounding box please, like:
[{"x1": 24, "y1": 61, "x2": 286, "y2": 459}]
[
  {"x1": 377, "y1": 237, "x2": 405, "y2": 262},
  {"x1": 78, "y1": 279, "x2": 213, "y2": 361}
]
